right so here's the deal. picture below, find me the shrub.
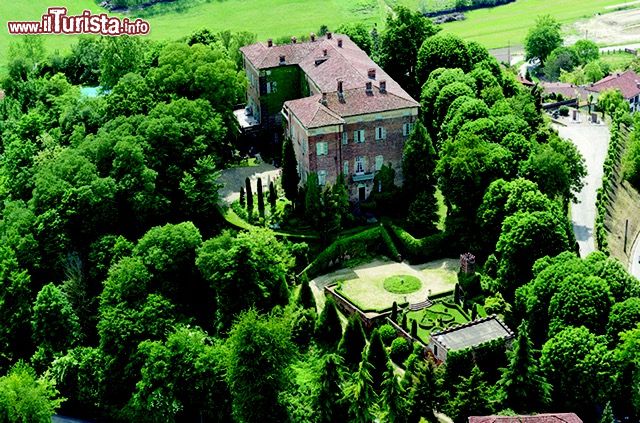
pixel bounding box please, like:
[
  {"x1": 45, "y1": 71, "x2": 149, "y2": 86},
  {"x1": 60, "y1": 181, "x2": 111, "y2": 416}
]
[
  {"x1": 291, "y1": 308, "x2": 316, "y2": 347},
  {"x1": 558, "y1": 105, "x2": 569, "y2": 116},
  {"x1": 389, "y1": 337, "x2": 411, "y2": 364},
  {"x1": 378, "y1": 324, "x2": 397, "y2": 346}
]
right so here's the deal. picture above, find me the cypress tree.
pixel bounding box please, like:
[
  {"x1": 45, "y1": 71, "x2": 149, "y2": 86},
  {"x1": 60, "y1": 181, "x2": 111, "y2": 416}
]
[
  {"x1": 316, "y1": 354, "x2": 348, "y2": 423},
  {"x1": 411, "y1": 320, "x2": 418, "y2": 339},
  {"x1": 497, "y1": 321, "x2": 551, "y2": 412},
  {"x1": 366, "y1": 328, "x2": 390, "y2": 391},
  {"x1": 269, "y1": 181, "x2": 277, "y2": 211},
  {"x1": 599, "y1": 402, "x2": 615, "y2": 423},
  {"x1": 380, "y1": 362, "x2": 408, "y2": 423},
  {"x1": 402, "y1": 121, "x2": 437, "y2": 196},
  {"x1": 338, "y1": 315, "x2": 367, "y2": 369},
  {"x1": 391, "y1": 302, "x2": 398, "y2": 322},
  {"x1": 245, "y1": 177, "x2": 254, "y2": 217},
  {"x1": 402, "y1": 313, "x2": 407, "y2": 330},
  {"x1": 316, "y1": 297, "x2": 342, "y2": 348},
  {"x1": 296, "y1": 275, "x2": 316, "y2": 310},
  {"x1": 240, "y1": 186, "x2": 245, "y2": 207},
  {"x1": 305, "y1": 173, "x2": 322, "y2": 227},
  {"x1": 281, "y1": 137, "x2": 299, "y2": 202},
  {"x1": 257, "y1": 177, "x2": 265, "y2": 218},
  {"x1": 343, "y1": 357, "x2": 377, "y2": 423},
  {"x1": 408, "y1": 358, "x2": 438, "y2": 422}
]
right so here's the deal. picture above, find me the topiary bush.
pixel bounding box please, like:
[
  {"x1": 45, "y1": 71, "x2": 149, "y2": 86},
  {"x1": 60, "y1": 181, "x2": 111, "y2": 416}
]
[
  {"x1": 378, "y1": 323, "x2": 397, "y2": 346},
  {"x1": 558, "y1": 105, "x2": 569, "y2": 116},
  {"x1": 389, "y1": 337, "x2": 411, "y2": 364}
]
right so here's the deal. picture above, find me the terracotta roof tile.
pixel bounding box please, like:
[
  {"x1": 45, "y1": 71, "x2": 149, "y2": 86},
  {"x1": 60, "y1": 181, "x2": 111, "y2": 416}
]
[
  {"x1": 541, "y1": 82, "x2": 580, "y2": 99},
  {"x1": 585, "y1": 69, "x2": 640, "y2": 99},
  {"x1": 468, "y1": 413, "x2": 583, "y2": 423},
  {"x1": 243, "y1": 34, "x2": 419, "y2": 128}
]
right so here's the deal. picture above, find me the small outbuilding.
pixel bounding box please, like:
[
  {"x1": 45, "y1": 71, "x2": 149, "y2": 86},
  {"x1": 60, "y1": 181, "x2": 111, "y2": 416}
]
[
  {"x1": 468, "y1": 413, "x2": 583, "y2": 423},
  {"x1": 429, "y1": 315, "x2": 514, "y2": 362}
]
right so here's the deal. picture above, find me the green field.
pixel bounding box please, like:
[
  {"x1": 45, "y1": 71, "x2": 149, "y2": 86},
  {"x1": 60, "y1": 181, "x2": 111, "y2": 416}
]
[
  {"x1": 2, "y1": 0, "x2": 635, "y2": 71},
  {"x1": 440, "y1": 0, "x2": 624, "y2": 49},
  {"x1": 0, "y1": 0, "x2": 388, "y2": 68}
]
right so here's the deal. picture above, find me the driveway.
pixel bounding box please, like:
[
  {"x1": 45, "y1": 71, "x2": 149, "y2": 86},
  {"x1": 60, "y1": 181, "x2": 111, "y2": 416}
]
[
  {"x1": 217, "y1": 162, "x2": 281, "y2": 204},
  {"x1": 552, "y1": 115, "x2": 610, "y2": 257}
]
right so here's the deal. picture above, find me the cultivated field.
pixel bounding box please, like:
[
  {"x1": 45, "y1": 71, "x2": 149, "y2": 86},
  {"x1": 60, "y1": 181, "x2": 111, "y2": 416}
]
[{"x1": 440, "y1": 0, "x2": 627, "y2": 48}]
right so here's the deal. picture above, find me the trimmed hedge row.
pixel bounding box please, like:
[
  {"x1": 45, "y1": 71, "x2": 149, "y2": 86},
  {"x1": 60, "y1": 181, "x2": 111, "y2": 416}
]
[
  {"x1": 386, "y1": 223, "x2": 448, "y2": 263},
  {"x1": 301, "y1": 226, "x2": 395, "y2": 279},
  {"x1": 595, "y1": 119, "x2": 629, "y2": 254}
]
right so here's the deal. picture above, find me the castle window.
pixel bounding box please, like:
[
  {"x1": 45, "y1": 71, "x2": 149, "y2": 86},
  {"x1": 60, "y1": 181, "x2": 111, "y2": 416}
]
[
  {"x1": 343, "y1": 161, "x2": 349, "y2": 175},
  {"x1": 354, "y1": 129, "x2": 365, "y2": 143},
  {"x1": 375, "y1": 155, "x2": 384, "y2": 171},
  {"x1": 318, "y1": 170, "x2": 327, "y2": 186},
  {"x1": 375, "y1": 127, "x2": 386, "y2": 140},
  {"x1": 316, "y1": 142, "x2": 328, "y2": 156},
  {"x1": 402, "y1": 122, "x2": 414, "y2": 137}
]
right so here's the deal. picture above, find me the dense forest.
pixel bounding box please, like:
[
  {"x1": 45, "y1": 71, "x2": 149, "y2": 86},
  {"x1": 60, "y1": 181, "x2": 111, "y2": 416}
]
[{"x1": 0, "y1": 6, "x2": 637, "y2": 423}]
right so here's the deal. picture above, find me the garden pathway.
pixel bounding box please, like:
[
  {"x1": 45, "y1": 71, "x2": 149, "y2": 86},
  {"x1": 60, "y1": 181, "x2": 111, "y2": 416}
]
[
  {"x1": 217, "y1": 161, "x2": 281, "y2": 205},
  {"x1": 552, "y1": 114, "x2": 610, "y2": 257}
]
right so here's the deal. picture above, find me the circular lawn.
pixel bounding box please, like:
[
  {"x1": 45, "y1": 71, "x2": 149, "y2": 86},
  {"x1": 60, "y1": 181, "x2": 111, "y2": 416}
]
[{"x1": 383, "y1": 275, "x2": 422, "y2": 294}]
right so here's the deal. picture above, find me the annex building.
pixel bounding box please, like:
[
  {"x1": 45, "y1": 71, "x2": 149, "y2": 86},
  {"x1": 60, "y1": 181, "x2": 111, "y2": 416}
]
[{"x1": 239, "y1": 33, "x2": 419, "y2": 201}]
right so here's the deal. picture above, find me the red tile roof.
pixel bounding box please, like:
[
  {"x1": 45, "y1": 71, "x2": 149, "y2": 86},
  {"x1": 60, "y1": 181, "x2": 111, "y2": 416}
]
[
  {"x1": 242, "y1": 34, "x2": 418, "y2": 128},
  {"x1": 468, "y1": 413, "x2": 583, "y2": 423},
  {"x1": 285, "y1": 87, "x2": 418, "y2": 128},
  {"x1": 585, "y1": 69, "x2": 640, "y2": 99},
  {"x1": 541, "y1": 82, "x2": 580, "y2": 99}
]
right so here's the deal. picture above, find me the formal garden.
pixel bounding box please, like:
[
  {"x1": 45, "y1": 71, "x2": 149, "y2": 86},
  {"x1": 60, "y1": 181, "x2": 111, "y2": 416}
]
[{"x1": 331, "y1": 259, "x2": 458, "y2": 313}]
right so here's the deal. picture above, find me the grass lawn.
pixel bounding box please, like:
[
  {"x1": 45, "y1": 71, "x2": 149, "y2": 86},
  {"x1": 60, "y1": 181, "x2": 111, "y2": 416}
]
[
  {"x1": 0, "y1": 0, "x2": 389, "y2": 70},
  {"x1": 335, "y1": 260, "x2": 457, "y2": 312},
  {"x1": 440, "y1": 0, "x2": 624, "y2": 49},
  {"x1": 600, "y1": 51, "x2": 636, "y2": 71},
  {"x1": 405, "y1": 301, "x2": 470, "y2": 343}
]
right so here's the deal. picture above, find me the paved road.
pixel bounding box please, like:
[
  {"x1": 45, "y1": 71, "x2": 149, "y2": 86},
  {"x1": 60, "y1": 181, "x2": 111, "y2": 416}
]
[{"x1": 552, "y1": 116, "x2": 610, "y2": 257}]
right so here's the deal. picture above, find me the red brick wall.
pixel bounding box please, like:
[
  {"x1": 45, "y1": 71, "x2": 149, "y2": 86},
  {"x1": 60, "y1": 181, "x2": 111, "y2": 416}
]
[{"x1": 307, "y1": 114, "x2": 415, "y2": 199}]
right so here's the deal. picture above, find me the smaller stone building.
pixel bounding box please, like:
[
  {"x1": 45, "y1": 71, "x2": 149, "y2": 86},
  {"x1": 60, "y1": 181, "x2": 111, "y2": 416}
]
[
  {"x1": 586, "y1": 69, "x2": 640, "y2": 112},
  {"x1": 429, "y1": 315, "x2": 514, "y2": 362},
  {"x1": 468, "y1": 413, "x2": 583, "y2": 423}
]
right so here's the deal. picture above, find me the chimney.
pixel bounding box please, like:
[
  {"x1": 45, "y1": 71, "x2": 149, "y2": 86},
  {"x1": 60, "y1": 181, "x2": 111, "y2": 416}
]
[
  {"x1": 323, "y1": 48, "x2": 328, "y2": 57},
  {"x1": 368, "y1": 68, "x2": 376, "y2": 79},
  {"x1": 337, "y1": 80, "x2": 343, "y2": 93},
  {"x1": 379, "y1": 80, "x2": 387, "y2": 93},
  {"x1": 310, "y1": 33, "x2": 316, "y2": 42},
  {"x1": 326, "y1": 32, "x2": 332, "y2": 39},
  {"x1": 267, "y1": 38, "x2": 273, "y2": 47},
  {"x1": 291, "y1": 36, "x2": 297, "y2": 44},
  {"x1": 321, "y1": 92, "x2": 328, "y2": 105},
  {"x1": 365, "y1": 81, "x2": 373, "y2": 94},
  {"x1": 279, "y1": 55, "x2": 286, "y2": 65},
  {"x1": 337, "y1": 38, "x2": 343, "y2": 48}
]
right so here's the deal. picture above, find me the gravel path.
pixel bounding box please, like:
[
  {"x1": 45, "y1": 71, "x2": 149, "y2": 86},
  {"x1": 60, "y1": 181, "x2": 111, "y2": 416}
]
[
  {"x1": 217, "y1": 162, "x2": 281, "y2": 205},
  {"x1": 552, "y1": 115, "x2": 610, "y2": 257}
]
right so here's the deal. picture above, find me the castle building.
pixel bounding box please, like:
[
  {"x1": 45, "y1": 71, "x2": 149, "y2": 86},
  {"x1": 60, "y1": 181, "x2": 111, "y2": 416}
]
[{"x1": 240, "y1": 33, "x2": 419, "y2": 200}]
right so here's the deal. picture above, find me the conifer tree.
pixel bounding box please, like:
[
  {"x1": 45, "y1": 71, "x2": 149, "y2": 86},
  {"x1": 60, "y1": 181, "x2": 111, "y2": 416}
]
[
  {"x1": 316, "y1": 354, "x2": 348, "y2": 423},
  {"x1": 296, "y1": 275, "x2": 316, "y2": 311},
  {"x1": 411, "y1": 320, "x2": 418, "y2": 339},
  {"x1": 408, "y1": 358, "x2": 438, "y2": 422},
  {"x1": 391, "y1": 301, "x2": 398, "y2": 322},
  {"x1": 366, "y1": 328, "x2": 390, "y2": 391},
  {"x1": 498, "y1": 321, "x2": 551, "y2": 412},
  {"x1": 281, "y1": 137, "x2": 299, "y2": 202},
  {"x1": 268, "y1": 181, "x2": 277, "y2": 211},
  {"x1": 402, "y1": 121, "x2": 437, "y2": 194},
  {"x1": 305, "y1": 173, "x2": 322, "y2": 227},
  {"x1": 240, "y1": 186, "x2": 245, "y2": 207},
  {"x1": 379, "y1": 362, "x2": 409, "y2": 423},
  {"x1": 338, "y1": 314, "x2": 367, "y2": 369},
  {"x1": 316, "y1": 297, "x2": 342, "y2": 348},
  {"x1": 257, "y1": 177, "x2": 265, "y2": 218},
  {"x1": 343, "y1": 357, "x2": 378, "y2": 422},
  {"x1": 245, "y1": 177, "x2": 253, "y2": 217},
  {"x1": 599, "y1": 401, "x2": 615, "y2": 423},
  {"x1": 402, "y1": 313, "x2": 407, "y2": 330},
  {"x1": 447, "y1": 365, "x2": 492, "y2": 421}
]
